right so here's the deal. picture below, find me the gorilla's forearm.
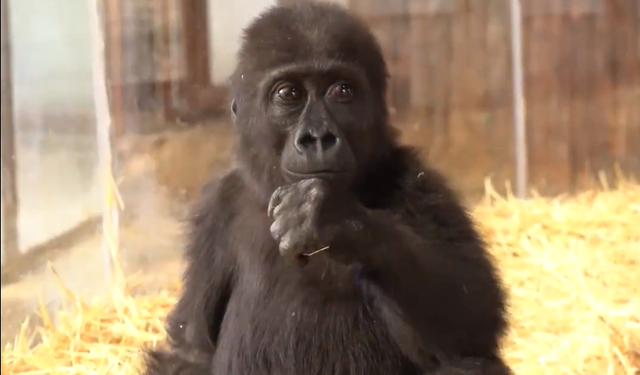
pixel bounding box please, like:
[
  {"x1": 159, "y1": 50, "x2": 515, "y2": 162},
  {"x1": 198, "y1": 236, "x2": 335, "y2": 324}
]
[
  {"x1": 165, "y1": 253, "x2": 234, "y2": 352},
  {"x1": 332, "y1": 208, "x2": 506, "y2": 358},
  {"x1": 164, "y1": 176, "x2": 241, "y2": 356},
  {"x1": 339, "y1": 210, "x2": 469, "y2": 308},
  {"x1": 148, "y1": 239, "x2": 236, "y2": 375}
]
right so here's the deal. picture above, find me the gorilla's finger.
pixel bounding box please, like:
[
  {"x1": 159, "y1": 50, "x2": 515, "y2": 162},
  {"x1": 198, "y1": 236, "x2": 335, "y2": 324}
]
[
  {"x1": 271, "y1": 201, "x2": 287, "y2": 220},
  {"x1": 278, "y1": 231, "x2": 294, "y2": 257},
  {"x1": 270, "y1": 219, "x2": 285, "y2": 240},
  {"x1": 268, "y1": 186, "x2": 286, "y2": 218}
]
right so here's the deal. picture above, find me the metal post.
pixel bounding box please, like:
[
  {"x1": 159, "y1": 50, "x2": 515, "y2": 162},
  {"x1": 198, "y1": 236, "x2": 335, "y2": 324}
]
[
  {"x1": 1, "y1": 0, "x2": 20, "y2": 267},
  {"x1": 509, "y1": 0, "x2": 528, "y2": 198},
  {"x1": 88, "y1": 0, "x2": 120, "y2": 287}
]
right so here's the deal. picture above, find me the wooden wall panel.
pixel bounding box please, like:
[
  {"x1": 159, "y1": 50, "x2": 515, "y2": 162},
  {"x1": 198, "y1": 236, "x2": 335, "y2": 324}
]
[{"x1": 351, "y1": 0, "x2": 640, "y2": 195}]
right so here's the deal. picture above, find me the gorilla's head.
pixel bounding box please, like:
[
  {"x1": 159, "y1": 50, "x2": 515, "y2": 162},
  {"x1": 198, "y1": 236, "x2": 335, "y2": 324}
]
[{"x1": 228, "y1": 2, "x2": 398, "y2": 200}]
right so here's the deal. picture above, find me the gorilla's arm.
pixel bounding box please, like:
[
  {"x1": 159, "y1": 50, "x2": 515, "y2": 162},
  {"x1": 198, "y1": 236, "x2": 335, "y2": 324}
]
[
  {"x1": 334, "y1": 168, "x2": 507, "y2": 367},
  {"x1": 161, "y1": 175, "x2": 240, "y2": 364}
]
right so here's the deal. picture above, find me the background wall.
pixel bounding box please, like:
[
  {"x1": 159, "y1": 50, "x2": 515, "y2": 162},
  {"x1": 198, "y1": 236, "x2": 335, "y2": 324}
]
[{"x1": 208, "y1": 0, "x2": 277, "y2": 85}]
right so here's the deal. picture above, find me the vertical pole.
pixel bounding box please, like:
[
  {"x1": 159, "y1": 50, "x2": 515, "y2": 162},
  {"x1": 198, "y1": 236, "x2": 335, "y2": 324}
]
[
  {"x1": 103, "y1": 0, "x2": 125, "y2": 138},
  {"x1": 1, "y1": 0, "x2": 20, "y2": 266},
  {"x1": 509, "y1": 0, "x2": 528, "y2": 198},
  {"x1": 88, "y1": 0, "x2": 122, "y2": 288}
]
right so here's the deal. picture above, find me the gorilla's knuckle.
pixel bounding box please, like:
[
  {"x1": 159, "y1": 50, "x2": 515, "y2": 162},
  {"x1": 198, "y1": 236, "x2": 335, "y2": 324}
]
[
  {"x1": 269, "y1": 223, "x2": 280, "y2": 239},
  {"x1": 310, "y1": 177, "x2": 328, "y2": 189},
  {"x1": 271, "y1": 202, "x2": 285, "y2": 218},
  {"x1": 300, "y1": 201, "x2": 314, "y2": 214},
  {"x1": 272, "y1": 186, "x2": 285, "y2": 198},
  {"x1": 279, "y1": 233, "x2": 296, "y2": 256}
]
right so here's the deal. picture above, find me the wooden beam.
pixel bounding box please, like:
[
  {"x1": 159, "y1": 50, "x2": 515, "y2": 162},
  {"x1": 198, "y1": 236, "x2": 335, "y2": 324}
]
[
  {"x1": 163, "y1": 0, "x2": 230, "y2": 123},
  {"x1": 1, "y1": 0, "x2": 20, "y2": 266},
  {"x1": 181, "y1": 0, "x2": 211, "y2": 86},
  {"x1": 103, "y1": 0, "x2": 126, "y2": 138}
]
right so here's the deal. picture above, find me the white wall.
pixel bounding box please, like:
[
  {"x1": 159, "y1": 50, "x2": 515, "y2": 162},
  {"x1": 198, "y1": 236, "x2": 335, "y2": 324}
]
[
  {"x1": 9, "y1": 0, "x2": 95, "y2": 115},
  {"x1": 207, "y1": 0, "x2": 277, "y2": 85},
  {"x1": 206, "y1": 0, "x2": 350, "y2": 86}
]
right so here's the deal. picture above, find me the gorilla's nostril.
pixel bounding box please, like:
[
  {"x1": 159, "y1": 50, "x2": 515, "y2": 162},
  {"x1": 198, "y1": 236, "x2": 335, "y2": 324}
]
[
  {"x1": 296, "y1": 133, "x2": 317, "y2": 151},
  {"x1": 295, "y1": 130, "x2": 338, "y2": 152},
  {"x1": 320, "y1": 133, "x2": 338, "y2": 151}
]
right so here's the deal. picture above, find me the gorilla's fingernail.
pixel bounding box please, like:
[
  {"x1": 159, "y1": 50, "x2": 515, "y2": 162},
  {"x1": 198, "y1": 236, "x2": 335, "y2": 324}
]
[
  {"x1": 272, "y1": 203, "x2": 285, "y2": 218},
  {"x1": 268, "y1": 187, "x2": 285, "y2": 217},
  {"x1": 268, "y1": 199, "x2": 279, "y2": 217},
  {"x1": 267, "y1": 204, "x2": 274, "y2": 217}
]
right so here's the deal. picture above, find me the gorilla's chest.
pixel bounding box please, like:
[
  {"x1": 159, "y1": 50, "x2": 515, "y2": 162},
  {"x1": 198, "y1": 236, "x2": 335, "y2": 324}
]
[{"x1": 212, "y1": 258, "x2": 414, "y2": 375}]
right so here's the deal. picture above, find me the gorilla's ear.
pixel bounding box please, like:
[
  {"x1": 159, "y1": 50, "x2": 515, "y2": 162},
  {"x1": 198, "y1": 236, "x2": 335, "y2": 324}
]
[{"x1": 230, "y1": 99, "x2": 237, "y2": 121}]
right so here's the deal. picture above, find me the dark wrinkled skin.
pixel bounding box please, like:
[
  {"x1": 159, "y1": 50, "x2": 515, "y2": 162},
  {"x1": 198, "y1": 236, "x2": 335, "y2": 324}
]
[
  {"x1": 141, "y1": 2, "x2": 513, "y2": 375},
  {"x1": 267, "y1": 178, "x2": 361, "y2": 267},
  {"x1": 268, "y1": 178, "x2": 329, "y2": 266}
]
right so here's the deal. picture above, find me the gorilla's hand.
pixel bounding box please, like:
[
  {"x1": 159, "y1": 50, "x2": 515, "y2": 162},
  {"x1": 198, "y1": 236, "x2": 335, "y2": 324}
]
[{"x1": 268, "y1": 178, "x2": 351, "y2": 266}]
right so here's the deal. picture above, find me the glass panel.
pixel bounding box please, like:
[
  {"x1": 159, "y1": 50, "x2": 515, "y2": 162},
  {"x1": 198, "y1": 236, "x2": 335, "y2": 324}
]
[
  {"x1": 2, "y1": 0, "x2": 638, "y2": 373},
  {"x1": 1, "y1": 0, "x2": 110, "y2": 346}
]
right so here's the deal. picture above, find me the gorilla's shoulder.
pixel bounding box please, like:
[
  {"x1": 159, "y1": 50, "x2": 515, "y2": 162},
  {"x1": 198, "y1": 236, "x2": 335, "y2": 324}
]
[
  {"x1": 198, "y1": 169, "x2": 246, "y2": 200},
  {"x1": 189, "y1": 169, "x2": 247, "y2": 223}
]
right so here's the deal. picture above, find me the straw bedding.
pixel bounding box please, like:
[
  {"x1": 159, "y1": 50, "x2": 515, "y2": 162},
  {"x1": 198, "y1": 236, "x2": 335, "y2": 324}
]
[{"x1": 2, "y1": 181, "x2": 639, "y2": 375}]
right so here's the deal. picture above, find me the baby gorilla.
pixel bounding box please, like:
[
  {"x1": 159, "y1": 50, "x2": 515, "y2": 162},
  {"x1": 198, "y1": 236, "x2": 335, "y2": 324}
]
[{"x1": 142, "y1": 2, "x2": 513, "y2": 375}]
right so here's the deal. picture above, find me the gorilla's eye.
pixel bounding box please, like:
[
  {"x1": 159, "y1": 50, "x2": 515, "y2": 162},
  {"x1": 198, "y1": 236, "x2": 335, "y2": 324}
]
[
  {"x1": 327, "y1": 82, "x2": 355, "y2": 103},
  {"x1": 273, "y1": 83, "x2": 304, "y2": 106}
]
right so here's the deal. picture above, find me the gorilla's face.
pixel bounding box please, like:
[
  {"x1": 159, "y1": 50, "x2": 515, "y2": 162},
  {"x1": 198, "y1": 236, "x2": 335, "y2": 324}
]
[
  {"x1": 266, "y1": 61, "x2": 382, "y2": 186},
  {"x1": 228, "y1": 2, "x2": 393, "y2": 198},
  {"x1": 230, "y1": 56, "x2": 391, "y2": 196}
]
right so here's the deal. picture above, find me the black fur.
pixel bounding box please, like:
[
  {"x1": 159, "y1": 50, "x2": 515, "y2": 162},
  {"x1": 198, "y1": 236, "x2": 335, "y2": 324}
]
[{"x1": 142, "y1": 2, "x2": 512, "y2": 374}]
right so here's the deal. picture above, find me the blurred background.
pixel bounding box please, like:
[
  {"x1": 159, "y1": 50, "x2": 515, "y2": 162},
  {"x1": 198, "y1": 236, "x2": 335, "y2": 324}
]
[{"x1": 1, "y1": 0, "x2": 638, "y2": 347}]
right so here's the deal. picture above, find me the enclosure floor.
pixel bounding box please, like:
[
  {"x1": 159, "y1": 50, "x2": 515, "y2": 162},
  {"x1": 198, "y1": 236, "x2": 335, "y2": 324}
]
[{"x1": 1, "y1": 210, "x2": 185, "y2": 347}]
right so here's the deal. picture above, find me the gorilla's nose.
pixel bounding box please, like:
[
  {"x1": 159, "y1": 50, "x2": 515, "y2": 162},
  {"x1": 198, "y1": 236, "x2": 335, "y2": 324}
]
[{"x1": 294, "y1": 128, "x2": 339, "y2": 154}]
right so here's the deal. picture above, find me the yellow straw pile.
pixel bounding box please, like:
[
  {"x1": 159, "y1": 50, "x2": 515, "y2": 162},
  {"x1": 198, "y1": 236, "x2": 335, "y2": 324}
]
[{"x1": 2, "y1": 181, "x2": 639, "y2": 375}]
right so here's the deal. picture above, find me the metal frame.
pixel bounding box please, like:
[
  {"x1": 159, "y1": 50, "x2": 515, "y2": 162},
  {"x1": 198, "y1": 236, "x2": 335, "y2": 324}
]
[
  {"x1": 1, "y1": 0, "x2": 20, "y2": 269},
  {"x1": 509, "y1": 0, "x2": 529, "y2": 198}
]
